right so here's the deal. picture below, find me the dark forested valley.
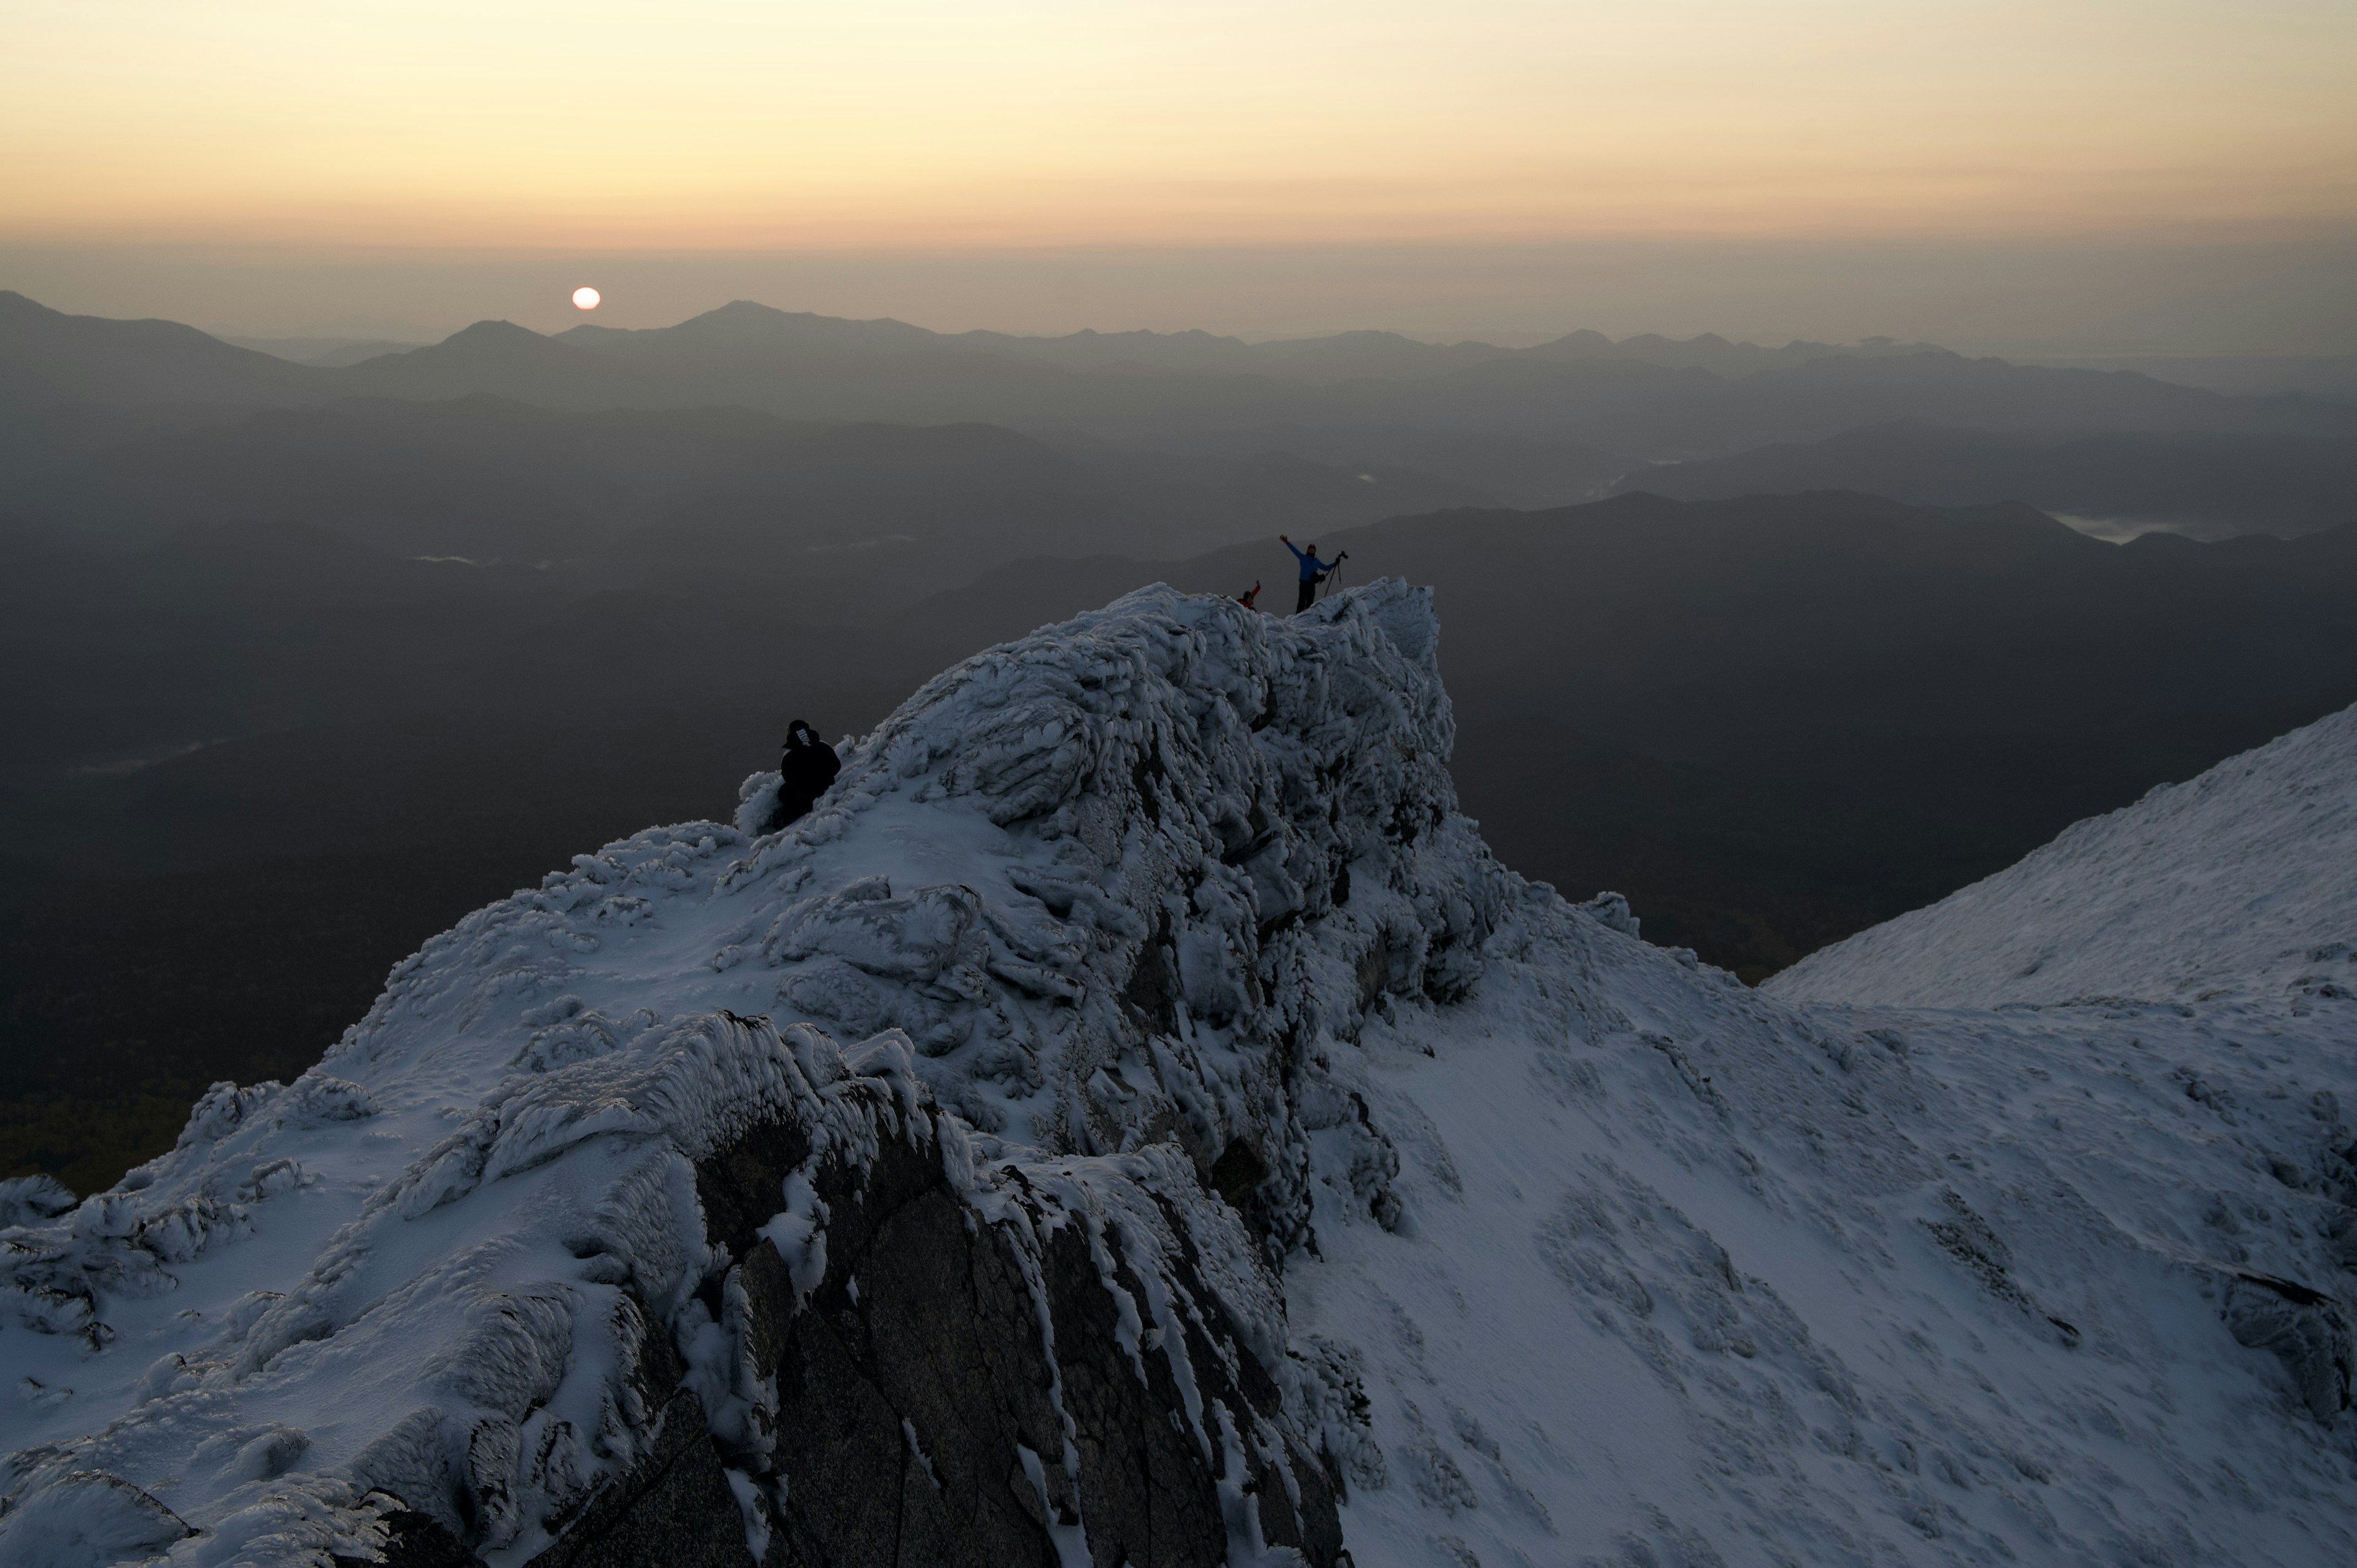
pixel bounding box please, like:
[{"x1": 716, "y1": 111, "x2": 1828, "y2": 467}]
[{"x1": 5, "y1": 289, "x2": 2353, "y2": 1189}]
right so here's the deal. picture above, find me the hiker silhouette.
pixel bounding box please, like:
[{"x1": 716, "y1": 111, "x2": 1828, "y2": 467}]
[{"x1": 765, "y1": 719, "x2": 841, "y2": 833}]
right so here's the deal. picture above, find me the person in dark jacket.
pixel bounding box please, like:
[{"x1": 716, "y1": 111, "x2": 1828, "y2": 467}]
[
  {"x1": 765, "y1": 719, "x2": 840, "y2": 833},
  {"x1": 1280, "y1": 535, "x2": 1333, "y2": 613}
]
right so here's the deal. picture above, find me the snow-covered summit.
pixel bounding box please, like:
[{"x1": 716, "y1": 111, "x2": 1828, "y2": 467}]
[
  {"x1": 0, "y1": 581, "x2": 1499, "y2": 1567},
  {"x1": 6, "y1": 582, "x2": 2357, "y2": 1568},
  {"x1": 1768, "y1": 700, "x2": 2357, "y2": 1008}
]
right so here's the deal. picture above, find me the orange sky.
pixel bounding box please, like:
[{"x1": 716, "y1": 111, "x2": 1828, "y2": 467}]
[{"x1": 6, "y1": 0, "x2": 2354, "y2": 251}]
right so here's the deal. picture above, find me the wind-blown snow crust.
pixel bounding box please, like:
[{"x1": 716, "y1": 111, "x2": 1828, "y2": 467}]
[
  {"x1": 0, "y1": 582, "x2": 1488, "y2": 1567},
  {"x1": 1768, "y1": 699, "x2": 2357, "y2": 1009},
  {"x1": 6, "y1": 581, "x2": 2356, "y2": 1568}
]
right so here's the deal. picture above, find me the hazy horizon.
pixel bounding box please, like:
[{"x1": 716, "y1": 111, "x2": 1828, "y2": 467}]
[
  {"x1": 7, "y1": 0, "x2": 2354, "y2": 355},
  {"x1": 8, "y1": 228, "x2": 2356, "y2": 357}
]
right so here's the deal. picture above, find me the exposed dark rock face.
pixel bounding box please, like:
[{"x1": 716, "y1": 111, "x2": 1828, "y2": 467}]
[
  {"x1": 2225, "y1": 1275, "x2": 2356, "y2": 1423},
  {"x1": 351, "y1": 1029, "x2": 1343, "y2": 1567},
  {"x1": 0, "y1": 589, "x2": 1452, "y2": 1566},
  {"x1": 337, "y1": 1510, "x2": 471, "y2": 1568}
]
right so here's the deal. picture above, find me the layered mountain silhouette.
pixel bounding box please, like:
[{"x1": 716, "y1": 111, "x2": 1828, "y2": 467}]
[
  {"x1": 0, "y1": 290, "x2": 313, "y2": 411},
  {"x1": 222, "y1": 334, "x2": 435, "y2": 368},
  {"x1": 1620, "y1": 419, "x2": 2357, "y2": 538},
  {"x1": 880, "y1": 494, "x2": 2357, "y2": 968},
  {"x1": 11, "y1": 290, "x2": 2349, "y2": 455},
  {"x1": 10, "y1": 395, "x2": 1493, "y2": 580},
  {"x1": 10, "y1": 490, "x2": 2357, "y2": 1197},
  {"x1": 9, "y1": 286, "x2": 2357, "y2": 1196}
]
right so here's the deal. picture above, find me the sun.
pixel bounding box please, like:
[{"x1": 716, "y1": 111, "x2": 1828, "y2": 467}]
[{"x1": 571, "y1": 286, "x2": 600, "y2": 311}]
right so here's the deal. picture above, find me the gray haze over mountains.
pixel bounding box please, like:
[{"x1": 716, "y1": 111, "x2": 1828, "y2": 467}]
[
  {"x1": 18, "y1": 229, "x2": 2349, "y2": 353},
  {"x1": 219, "y1": 334, "x2": 435, "y2": 368},
  {"x1": 2, "y1": 284, "x2": 2353, "y2": 1190},
  {"x1": 1619, "y1": 420, "x2": 2357, "y2": 541},
  {"x1": 10, "y1": 288, "x2": 2353, "y2": 541}
]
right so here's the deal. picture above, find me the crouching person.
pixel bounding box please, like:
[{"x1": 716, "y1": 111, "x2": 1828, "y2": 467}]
[{"x1": 764, "y1": 719, "x2": 841, "y2": 833}]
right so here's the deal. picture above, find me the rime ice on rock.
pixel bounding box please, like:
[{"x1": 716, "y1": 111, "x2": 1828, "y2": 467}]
[
  {"x1": 7, "y1": 587, "x2": 2357, "y2": 1568},
  {"x1": 0, "y1": 583, "x2": 1488, "y2": 1567}
]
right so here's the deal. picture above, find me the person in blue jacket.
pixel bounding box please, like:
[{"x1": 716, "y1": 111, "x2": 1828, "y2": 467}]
[{"x1": 1280, "y1": 535, "x2": 1340, "y2": 613}]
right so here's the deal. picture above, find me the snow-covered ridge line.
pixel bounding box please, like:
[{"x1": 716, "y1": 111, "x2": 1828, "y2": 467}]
[
  {"x1": 1, "y1": 581, "x2": 1490, "y2": 1566},
  {"x1": 1768, "y1": 697, "x2": 2357, "y2": 1008},
  {"x1": 10, "y1": 578, "x2": 2357, "y2": 1568}
]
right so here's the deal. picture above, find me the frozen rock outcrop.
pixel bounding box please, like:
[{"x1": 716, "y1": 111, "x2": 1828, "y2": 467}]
[
  {"x1": 9, "y1": 580, "x2": 2357, "y2": 1568},
  {"x1": 0, "y1": 582, "x2": 1484, "y2": 1567}
]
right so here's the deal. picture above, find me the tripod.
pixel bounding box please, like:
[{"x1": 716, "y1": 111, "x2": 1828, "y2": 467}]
[{"x1": 1318, "y1": 551, "x2": 1350, "y2": 600}]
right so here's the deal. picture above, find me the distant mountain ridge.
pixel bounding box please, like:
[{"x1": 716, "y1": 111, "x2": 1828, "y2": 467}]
[
  {"x1": 0, "y1": 288, "x2": 313, "y2": 411},
  {"x1": 18, "y1": 484, "x2": 2351, "y2": 973},
  {"x1": 869, "y1": 493, "x2": 2357, "y2": 974},
  {"x1": 551, "y1": 300, "x2": 1940, "y2": 380},
  {"x1": 1617, "y1": 419, "x2": 2357, "y2": 538},
  {"x1": 8, "y1": 393, "x2": 1494, "y2": 573},
  {"x1": 220, "y1": 334, "x2": 433, "y2": 368},
  {"x1": 13, "y1": 291, "x2": 2352, "y2": 461},
  {"x1": 296, "y1": 312, "x2": 2357, "y2": 449},
  {"x1": 10, "y1": 487, "x2": 2357, "y2": 1197}
]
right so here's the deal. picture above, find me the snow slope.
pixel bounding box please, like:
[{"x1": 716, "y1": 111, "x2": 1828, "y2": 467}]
[
  {"x1": 1766, "y1": 701, "x2": 2357, "y2": 1009},
  {"x1": 1299, "y1": 900, "x2": 2357, "y2": 1566},
  {"x1": 5, "y1": 582, "x2": 2356, "y2": 1567}
]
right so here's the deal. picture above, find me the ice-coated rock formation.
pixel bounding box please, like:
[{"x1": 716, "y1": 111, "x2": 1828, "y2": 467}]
[
  {"x1": 6, "y1": 582, "x2": 2357, "y2": 1568},
  {"x1": 0, "y1": 582, "x2": 1488, "y2": 1567}
]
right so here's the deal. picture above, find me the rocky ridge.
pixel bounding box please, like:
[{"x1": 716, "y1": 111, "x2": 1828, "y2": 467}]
[
  {"x1": 5, "y1": 583, "x2": 2357, "y2": 1567},
  {"x1": 0, "y1": 582, "x2": 1490, "y2": 1566}
]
